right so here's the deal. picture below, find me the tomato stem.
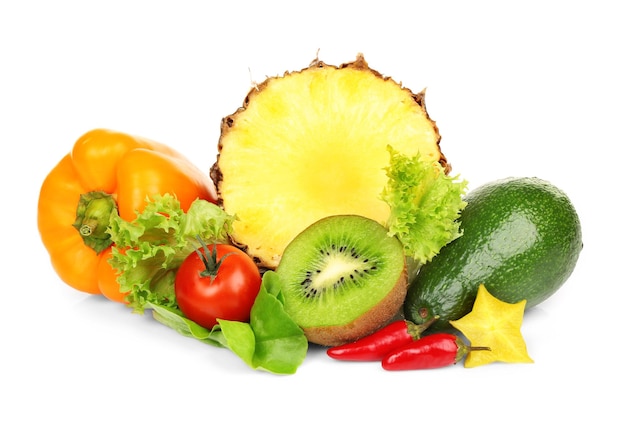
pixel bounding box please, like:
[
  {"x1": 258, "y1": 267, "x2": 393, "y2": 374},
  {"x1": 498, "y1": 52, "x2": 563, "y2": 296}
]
[{"x1": 194, "y1": 235, "x2": 233, "y2": 281}]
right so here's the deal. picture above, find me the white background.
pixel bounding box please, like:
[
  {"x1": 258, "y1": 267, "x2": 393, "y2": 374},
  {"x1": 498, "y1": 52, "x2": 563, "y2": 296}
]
[{"x1": 2, "y1": 1, "x2": 623, "y2": 436}]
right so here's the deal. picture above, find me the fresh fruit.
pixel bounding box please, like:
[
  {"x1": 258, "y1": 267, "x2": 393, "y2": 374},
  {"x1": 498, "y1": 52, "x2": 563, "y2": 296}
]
[
  {"x1": 275, "y1": 215, "x2": 407, "y2": 346},
  {"x1": 449, "y1": 284, "x2": 534, "y2": 367},
  {"x1": 404, "y1": 177, "x2": 583, "y2": 330},
  {"x1": 174, "y1": 239, "x2": 262, "y2": 329},
  {"x1": 210, "y1": 54, "x2": 449, "y2": 269}
]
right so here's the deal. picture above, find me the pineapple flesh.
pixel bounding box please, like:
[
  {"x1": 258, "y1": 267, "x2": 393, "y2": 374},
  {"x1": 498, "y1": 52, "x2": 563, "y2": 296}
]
[{"x1": 211, "y1": 54, "x2": 449, "y2": 269}]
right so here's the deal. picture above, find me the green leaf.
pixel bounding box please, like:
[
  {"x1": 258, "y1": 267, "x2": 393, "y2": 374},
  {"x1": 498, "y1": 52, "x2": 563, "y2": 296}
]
[
  {"x1": 245, "y1": 271, "x2": 308, "y2": 374},
  {"x1": 148, "y1": 303, "x2": 222, "y2": 347},
  {"x1": 216, "y1": 320, "x2": 256, "y2": 364},
  {"x1": 381, "y1": 146, "x2": 468, "y2": 265}
]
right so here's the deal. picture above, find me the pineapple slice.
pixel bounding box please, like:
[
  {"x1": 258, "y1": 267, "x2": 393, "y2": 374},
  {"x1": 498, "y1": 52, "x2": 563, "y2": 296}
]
[{"x1": 210, "y1": 54, "x2": 449, "y2": 269}]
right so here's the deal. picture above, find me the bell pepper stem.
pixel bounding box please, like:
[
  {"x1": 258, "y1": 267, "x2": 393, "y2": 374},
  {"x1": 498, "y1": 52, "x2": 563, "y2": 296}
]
[{"x1": 73, "y1": 191, "x2": 118, "y2": 254}]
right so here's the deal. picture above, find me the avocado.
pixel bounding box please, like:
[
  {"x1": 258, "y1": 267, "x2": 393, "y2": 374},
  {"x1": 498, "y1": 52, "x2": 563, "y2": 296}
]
[{"x1": 404, "y1": 176, "x2": 583, "y2": 331}]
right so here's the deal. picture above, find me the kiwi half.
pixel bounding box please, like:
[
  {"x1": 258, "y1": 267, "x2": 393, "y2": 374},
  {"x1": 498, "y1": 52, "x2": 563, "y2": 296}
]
[{"x1": 275, "y1": 215, "x2": 408, "y2": 346}]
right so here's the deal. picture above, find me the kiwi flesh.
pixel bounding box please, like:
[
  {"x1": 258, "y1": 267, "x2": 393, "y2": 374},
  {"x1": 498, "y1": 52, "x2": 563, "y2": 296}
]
[{"x1": 275, "y1": 214, "x2": 408, "y2": 346}]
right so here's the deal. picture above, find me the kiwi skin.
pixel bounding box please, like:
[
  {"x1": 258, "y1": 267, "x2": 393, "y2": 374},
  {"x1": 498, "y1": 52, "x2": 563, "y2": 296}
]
[{"x1": 304, "y1": 267, "x2": 408, "y2": 346}]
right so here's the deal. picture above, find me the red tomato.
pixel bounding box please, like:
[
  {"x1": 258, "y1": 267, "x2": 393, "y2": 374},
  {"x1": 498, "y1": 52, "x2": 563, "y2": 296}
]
[{"x1": 175, "y1": 243, "x2": 262, "y2": 329}]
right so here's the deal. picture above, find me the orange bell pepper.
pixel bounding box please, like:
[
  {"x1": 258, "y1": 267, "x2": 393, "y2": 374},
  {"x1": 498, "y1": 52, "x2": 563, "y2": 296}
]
[{"x1": 38, "y1": 128, "x2": 217, "y2": 302}]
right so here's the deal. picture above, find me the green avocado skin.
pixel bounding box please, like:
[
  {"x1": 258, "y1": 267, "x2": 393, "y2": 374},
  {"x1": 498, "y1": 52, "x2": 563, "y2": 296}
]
[{"x1": 404, "y1": 176, "x2": 583, "y2": 331}]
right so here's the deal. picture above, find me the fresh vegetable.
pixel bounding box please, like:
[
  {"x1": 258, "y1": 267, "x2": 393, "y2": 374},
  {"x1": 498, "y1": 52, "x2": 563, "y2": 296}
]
[
  {"x1": 210, "y1": 54, "x2": 449, "y2": 269},
  {"x1": 327, "y1": 317, "x2": 439, "y2": 361},
  {"x1": 450, "y1": 284, "x2": 534, "y2": 367},
  {"x1": 175, "y1": 238, "x2": 262, "y2": 329},
  {"x1": 382, "y1": 146, "x2": 467, "y2": 280},
  {"x1": 404, "y1": 176, "x2": 583, "y2": 330},
  {"x1": 381, "y1": 333, "x2": 489, "y2": 371},
  {"x1": 150, "y1": 271, "x2": 308, "y2": 375},
  {"x1": 38, "y1": 128, "x2": 218, "y2": 299},
  {"x1": 108, "y1": 194, "x2": 234, "y2": 313}
]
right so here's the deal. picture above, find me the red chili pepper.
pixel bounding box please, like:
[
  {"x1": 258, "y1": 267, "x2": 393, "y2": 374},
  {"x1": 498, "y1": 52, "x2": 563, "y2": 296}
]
[
  {"x1": 381, "y1": 333, "x2": 490, "y2": 371},
  {"x1": 326, "y1": 317, "x2": 439, "y2": 361}
]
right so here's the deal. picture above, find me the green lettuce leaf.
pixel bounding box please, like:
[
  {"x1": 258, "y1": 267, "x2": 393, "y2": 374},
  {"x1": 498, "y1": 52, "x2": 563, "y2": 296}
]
[
  {"x1": 147, "y1": 271, "x2": 308, "y2": 375},
  {"x1": 237, "y1": 270, "x2": 307, "y2": 373},
  {"x1": 381, "y1": 146, "x2": 468, "y2": 266},
  {"x1": 108, "y1": 194, "x2": 234, "y2": 313},
  {"x1": 149, "y1": 303, "x2": 224, "y2": 347}
]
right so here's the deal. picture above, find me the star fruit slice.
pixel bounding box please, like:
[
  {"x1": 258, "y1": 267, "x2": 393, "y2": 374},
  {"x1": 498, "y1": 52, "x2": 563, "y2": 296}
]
[{"x1": 450, "y1": 284, "x2": 534, "y2": 368}]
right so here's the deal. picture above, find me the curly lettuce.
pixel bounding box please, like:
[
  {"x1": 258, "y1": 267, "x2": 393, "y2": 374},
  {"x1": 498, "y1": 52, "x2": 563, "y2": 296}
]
[
  {"x1": 382, "y1": 146, "x2": 468, "y2": 269},
  {"x1": 108, "y1": 194, "x2": 234, "y2": 313}
]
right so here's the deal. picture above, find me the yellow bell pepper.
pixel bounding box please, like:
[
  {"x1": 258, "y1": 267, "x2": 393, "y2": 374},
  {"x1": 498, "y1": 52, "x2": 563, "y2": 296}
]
[{"x1": 38, "y1": 128, "x2": 217, "y2": 302}]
